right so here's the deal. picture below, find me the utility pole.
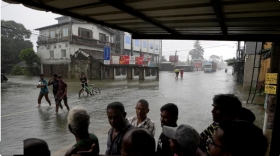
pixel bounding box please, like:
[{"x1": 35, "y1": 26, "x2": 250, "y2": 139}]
[
  {"x1": 131, "y1": 37, "x2": 133, "y2": 56},
  {"x1": 174, "y1": 50, "x2": 177, "y2": 67}
]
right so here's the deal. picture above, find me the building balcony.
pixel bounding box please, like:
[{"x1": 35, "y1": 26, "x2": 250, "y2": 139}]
[
  {"x1": 71, "y1": 35, "x2": 116, "y2": 51},
  {"x1": 37, "y1": 36, "x2": 70, "y2": 45}
]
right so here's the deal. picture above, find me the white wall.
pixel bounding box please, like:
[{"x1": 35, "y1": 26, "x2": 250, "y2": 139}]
[
  {"x1": 148, "y1": 40, "x2": 154, "y2": 54},
  {"x1": 124, "y1": 32, "x2": 131, "y2": 50}
]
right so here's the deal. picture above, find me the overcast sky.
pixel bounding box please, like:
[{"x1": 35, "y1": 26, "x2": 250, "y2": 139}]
[{"x1": 1, "y1": 1, "x2": 236, "y2": 61}]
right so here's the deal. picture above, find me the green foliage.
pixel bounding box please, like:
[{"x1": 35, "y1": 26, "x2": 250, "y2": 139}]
[
  {"x1": 189, "y1": 40, "x2": 204, "y2": 59},
  {"x1": 225, "y1": 57, "x2": 237, "y2": 66},
  {"x1": 1, "y1": 20, "x2": 33, "y2": 67},
  {"x1": 161, "y1": 55, "x2": 167, "y2": 62},
  {"x1": 19, "y1": 48, "x2": 41, "y2": 76},
  {"x1": 11, "y1": 65, "x2": 24, "y2": 75},
  {"x1": 210, "y1": 55, "x2": 220, "y2": 62}
]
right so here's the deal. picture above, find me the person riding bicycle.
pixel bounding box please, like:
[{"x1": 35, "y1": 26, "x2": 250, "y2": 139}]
[{"x1": 80, "y1": 73, "x2": 88, "y2": 89}]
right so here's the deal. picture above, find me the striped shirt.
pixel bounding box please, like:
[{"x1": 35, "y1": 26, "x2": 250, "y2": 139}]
[
  {"x1": 128, "y1": 116, "x2": 155, "y2": 136},
  {"x1": 199, "y1": 122, "x2": 219, "y2": 156}
]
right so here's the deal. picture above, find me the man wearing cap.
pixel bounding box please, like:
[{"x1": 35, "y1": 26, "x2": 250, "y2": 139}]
[
  {"x1": 56, "y1": 75, "x2": 69, "y2": 113},
  {"x1": 163, "y1": 124, "x2": 200, "y2": 156},
  {"x1": 199, "y1": 94, "x2": 242, "y2": 156},
  {"x1": 36, "y1": 74, "x2": 51, "y2": 107},
  {"x1": 48, "y1": 74, "x2": 61, "y2": 108}
]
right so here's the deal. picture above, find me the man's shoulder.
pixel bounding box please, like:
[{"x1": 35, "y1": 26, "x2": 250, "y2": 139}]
[
  {"x1": 65, "y1": 146, "x2": 77, "y2": 156},
  {"x1": 146, "y1": 117, "x2": 155, "y2": 124}
]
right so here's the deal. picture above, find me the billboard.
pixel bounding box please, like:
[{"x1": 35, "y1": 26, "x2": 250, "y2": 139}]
[
  {"x1": 193, "y1": 62, "x2": 202, "y2": 68},
  {"x1": 119, "y1": 55, "x2": 130, "y2": 64},
  {"x1": 111, "y1": 56, "x2": 119, "y2": 64},
  {"x1": 169, "y1": 55, "x2": 179, "y2": 62},
  {"x1": 103, "y1": 46, "x2": 110, "y2": 65},
  {"x1": 130, "y1": 56, "x2": 135, "y2": 65},
  {"x1": 136, "y1": 57, "x2": 143, "y2": 65}
]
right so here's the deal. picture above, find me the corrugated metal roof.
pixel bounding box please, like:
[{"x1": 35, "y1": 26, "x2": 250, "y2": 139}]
[{"x1": 3, "y1": 0, "x2": 280, "y2": 41}]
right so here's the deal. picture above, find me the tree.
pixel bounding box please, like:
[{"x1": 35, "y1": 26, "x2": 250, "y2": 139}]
[
  {"x1": 161, "y1": 55, "x2": 167, "y2": 62},
  {"x1": 225, "y1": 57, "x2": 237, "y2": 66},
  {"x1": 1, "y1": 20, "x2": 33, "y2": 68},
  {"x1": 189, "y1": 40, "x2": 204, "y2": 59},
  {"x1": 19, "y1": 48, "x2": 40, "y2": 76},
  {"x1": 210, "y1": 55, "x2": 220, "y2": 62}
]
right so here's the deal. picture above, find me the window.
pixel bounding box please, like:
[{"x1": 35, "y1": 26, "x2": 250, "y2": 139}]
[
  {"x1": 63, "y1": 28, "x2": 68, "y2": 37},
  {"x1": 111, "y1": 36, "x2": 115, "y2": 43},
  {"x1": 150, "y1": 43, "x2": 153, "y2": 49},
  {"x1": 99, "y1": 33, "x2": 106, "y2": 42},
  {"x1": 125, "y1": 36, "x2": 131, "y2": 44},
  {"x1": 143, "y1": 41, "x2": 147, "y2": 48},
  {"x1": 134, "y1": 39, "x2": 140, "y2": 46},
  {"x1": 61, "y1": 49, "x2": 66, "y2": 57},
  {"x1": 59, "y1": 45, "x2": 61, "y2": 48},
  {"x1": 78, "y1": 28, "x2": 92, "y2": 38},
  {"x1": 50, "y1": 51, "x2": 54, "y2": 58},
  {"x1": 50, "y1": 31, "x2": 55, "y2": 38},
  {"x1": 106, "y1": 36, "x2": 109, "y2": 42},
  {"x1": 155, "y1": 44, "x2": 158, "y2": 50}
]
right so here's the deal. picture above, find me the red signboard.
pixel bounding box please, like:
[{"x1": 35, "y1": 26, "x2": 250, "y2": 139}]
[
  {"x1": 136, "y1": 57, "x2": 143, "y2": 65},
  {"x1": 169, "y1": 55, "x2": 179, "y2": 62},
  {"x1": 119, "y1": 55, "x2": 130, "y2": 64},
  {"x1": 193, "y1": 62, "x2": 202, "y2": 67}
]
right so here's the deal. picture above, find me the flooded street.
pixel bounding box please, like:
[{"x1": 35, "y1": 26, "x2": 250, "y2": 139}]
[{"x1": 1, "y1": 70, "x2": 264, "y2": 155}]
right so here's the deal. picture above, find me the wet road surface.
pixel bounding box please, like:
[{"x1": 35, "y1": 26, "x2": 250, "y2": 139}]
[{"x1": 1, "y1": 69, "x2": 264, "y2": 155}]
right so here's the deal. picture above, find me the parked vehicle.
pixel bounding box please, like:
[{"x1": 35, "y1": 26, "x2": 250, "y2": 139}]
[{"x1": 204, "y1": 61, "x2": 217, "y2": 73}]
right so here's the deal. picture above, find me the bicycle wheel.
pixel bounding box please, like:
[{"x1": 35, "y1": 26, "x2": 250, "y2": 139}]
[
  {"x1": 91, "y1": 87, "x2": 100, "y2": 95},
  {"x1": 78, "y1": 89, "x2": 88, "y2": 98}
]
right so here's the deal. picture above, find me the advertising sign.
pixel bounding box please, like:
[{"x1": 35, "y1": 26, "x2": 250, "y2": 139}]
[
  {"x1": 265, "y1": 73, "x2": 277, "y2": 85},
  {"x1": 130, "y1": 56, "x2": 135, "y2": 64},
  {"x1": 125, "y1": 36, "x2": 131, "y2": 44},
  {"x1": 169, "y1": 55, "x2": 179, "y2": 62},
  {"x1": 136, "y1": 57, "x2": 143, "y2": 65},
  {"x1": 120, "y1": 55, "x2": 130, "y2": 64},
  {"x1": 265, "y1": 85, "x2": 277, "y2": 94},
  {"x1": 111, "y1": 56, "x2": 120, "y2": 64},
  {"x1": 193, "y1": 62, "x2": 202, "y2": 68},
  {"x1": 103, "y1": 46, "x2": 110, "y2": 65}
]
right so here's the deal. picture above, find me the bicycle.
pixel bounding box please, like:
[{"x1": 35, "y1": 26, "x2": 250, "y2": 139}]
[{"x1": 78, "y1": 83, "x2": 101, "y2": 98}]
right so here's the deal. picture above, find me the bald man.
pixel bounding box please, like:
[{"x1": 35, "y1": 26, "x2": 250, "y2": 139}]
[{"x1": 24, "y1": 138, "x2": 50, "y2": 156}]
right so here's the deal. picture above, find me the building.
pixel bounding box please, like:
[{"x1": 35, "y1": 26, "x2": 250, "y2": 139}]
[
  {"x1": 36, "y1": 16, "x2": 116, "y2": 77},
  {"x1": 36, "y1": 16, "x2": 161, "y2": 78},
  {"x1": 123, "y1": 33, "x2": 161, "y2": 66}
]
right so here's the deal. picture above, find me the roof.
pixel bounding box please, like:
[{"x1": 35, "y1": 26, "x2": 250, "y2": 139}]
[
  {"x1": 73, "y1": 49, "x2": 104, "y2": 60},
  {"x1": 4, "y1": 0, "x2": 280, "y2": 41},
  {"x1": 35, "y1": 22, "x2": 70, "y2": 30}
]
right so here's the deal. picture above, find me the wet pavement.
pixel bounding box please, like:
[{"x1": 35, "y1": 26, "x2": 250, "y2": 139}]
[{"x1": 0, "y1": 69, "x2": 265, "y2": 155}]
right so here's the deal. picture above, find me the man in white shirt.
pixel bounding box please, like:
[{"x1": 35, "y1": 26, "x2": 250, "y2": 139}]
[{"x1": 128, "y1": 99, "x2": 155, "y2": 136}]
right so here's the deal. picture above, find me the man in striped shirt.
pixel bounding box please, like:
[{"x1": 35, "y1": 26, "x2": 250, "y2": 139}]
[{"x1": 128, "y1": 99, "x2": 155, "y2": 136}]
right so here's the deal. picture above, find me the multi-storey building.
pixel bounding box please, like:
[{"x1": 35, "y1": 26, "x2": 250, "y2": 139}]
[
  {"x1": 36, "y1": 16, "x2": 116, "y2": 77},
  {"x1": 36, "y1": 16, "x2": 161, "y2": 77}
]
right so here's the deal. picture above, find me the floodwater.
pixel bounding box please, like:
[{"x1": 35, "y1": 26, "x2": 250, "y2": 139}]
[{"x1": 0, "y1": 69, "x2": 262, "y2": 155}]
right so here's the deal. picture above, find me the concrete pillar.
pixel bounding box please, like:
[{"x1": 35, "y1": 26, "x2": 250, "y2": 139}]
[
  {"x1": 109, "y1": 68, "x2": 114, "y2": 79},
  {"x1": 127, "y1": 67, "x2": 133, "y2": 79},
  {"x1": 68, "y1": 64, "x2": 71, "y2": 78},
  {"x1": 156, "y1": 67, "x2": 159, "y2": 81},
  {"x1": 139, "y1": 68, "x2": 145, "y2": 80},
  {"x1": 41, "y1": 64, "x2": 43, "y2": 74}
]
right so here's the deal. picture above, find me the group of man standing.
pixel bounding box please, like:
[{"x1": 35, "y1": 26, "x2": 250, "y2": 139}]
[
  {"x1": 26, "y1": 93, "x2": 268, "y2": 156},
  {"x1": 36, "y1": 74, "x2": 69, "y2": 113}
]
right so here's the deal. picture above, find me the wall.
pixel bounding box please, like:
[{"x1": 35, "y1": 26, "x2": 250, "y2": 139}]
[
  {"x1": 243, "y1": 55, "x2": 260, "y2": 90},
  {"x1": 43, "y1": 64, "x2": 68, "y2": 77}
]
